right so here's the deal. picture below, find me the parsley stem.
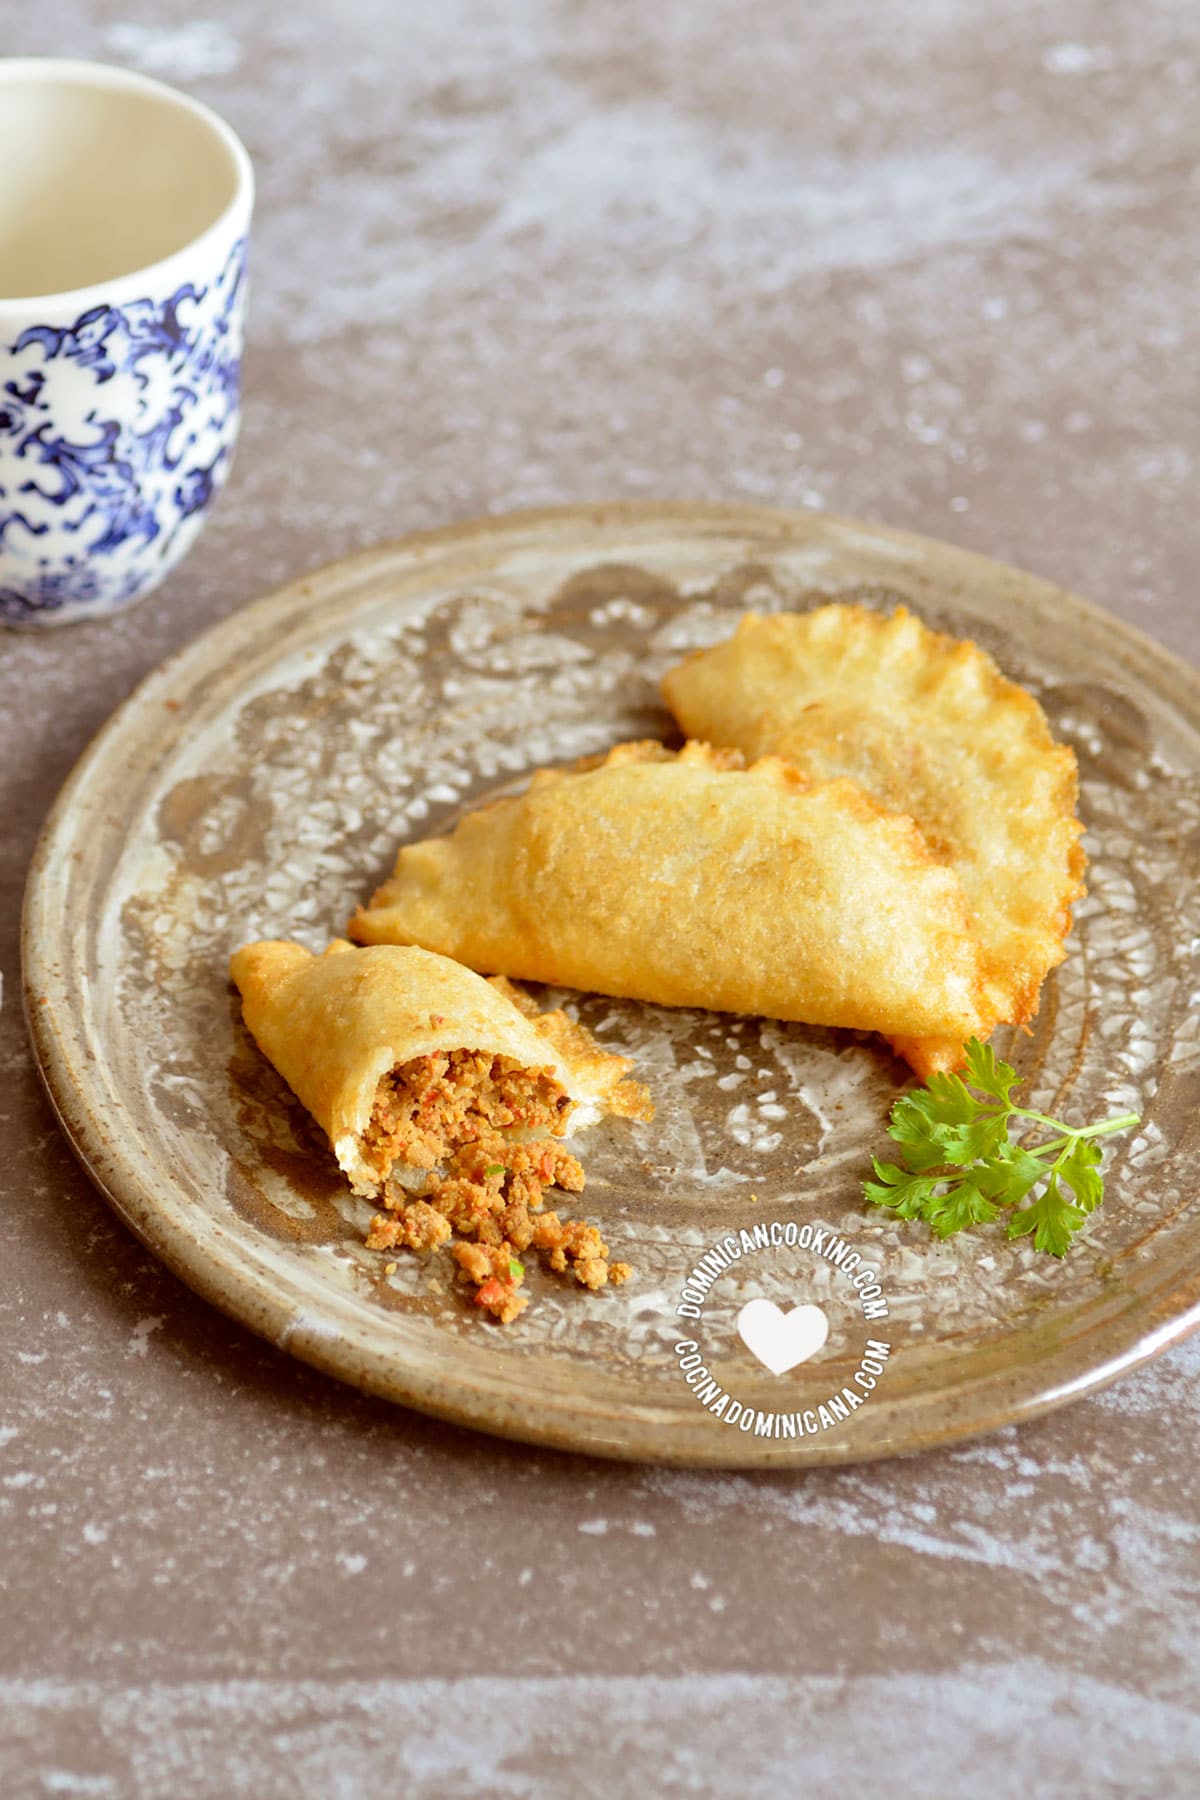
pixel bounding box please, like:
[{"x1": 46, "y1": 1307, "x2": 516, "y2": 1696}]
[
  {"x1": 1011, "y1": 1106, "x2": 1140, "y2": 1140},
  {"x1": 1074, "y1": 1111, "x2": 1140, "y2": 1138},
  {"x1": 1072, "y1": 1108, "x2": 1144, "y2": 1137},
  {"x1": 1018, "y1": 1118, "x2": 1140, "y2": 1167},
  {"x1": 1024, "y1": 1135, "x2": 1073, "y2": 1160},
  {"x1": 1008, "y1": 1105, "x2": 1073, "y2": 1131}
]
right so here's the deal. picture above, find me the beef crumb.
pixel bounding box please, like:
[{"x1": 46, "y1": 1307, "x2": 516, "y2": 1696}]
[{"x1": 367, "y1": 1126, "x2": 629, "y2": 1322}]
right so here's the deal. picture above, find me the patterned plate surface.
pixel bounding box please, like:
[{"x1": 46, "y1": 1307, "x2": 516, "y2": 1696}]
[{"x1": 22, "y1": 503, "x2": 1200, "y2": 1465}]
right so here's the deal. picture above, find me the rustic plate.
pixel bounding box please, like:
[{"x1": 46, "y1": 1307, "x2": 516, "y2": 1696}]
[{"x1": 22, "y1": 502, "x2": 1200, "y2": 1465}]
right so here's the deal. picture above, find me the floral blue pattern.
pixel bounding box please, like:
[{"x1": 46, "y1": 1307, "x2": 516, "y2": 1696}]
[{"x1": 0, "y1": 236, "x2": 247, "y2": 624}]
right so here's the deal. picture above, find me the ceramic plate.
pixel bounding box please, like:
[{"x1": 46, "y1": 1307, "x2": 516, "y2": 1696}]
[{"x1": 22, "y1": 503, "x2": 1200, "y2": 1465}]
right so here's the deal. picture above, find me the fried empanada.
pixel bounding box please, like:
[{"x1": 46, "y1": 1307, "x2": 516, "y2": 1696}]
[
  {"x1": 230, "y1": 939, "x2": 645, "y2": 1198},
  {"x1": 662, "y1": 606, "x2": 1086, "y2": 1075},
  {"x1": 349, "y1": 741, "x2": 991, "y2": 1042}
]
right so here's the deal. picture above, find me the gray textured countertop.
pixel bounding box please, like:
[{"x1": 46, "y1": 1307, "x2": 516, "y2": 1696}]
[{"x1": 2, "y1": 3, "x2": 1198, "y2": 1794}]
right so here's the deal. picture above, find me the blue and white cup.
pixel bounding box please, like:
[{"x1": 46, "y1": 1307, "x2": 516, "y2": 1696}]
[{"x1": 0, "y1": 60, "x2": 253, "y2": 628}]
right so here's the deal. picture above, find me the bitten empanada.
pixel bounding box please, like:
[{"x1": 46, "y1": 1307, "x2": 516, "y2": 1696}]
[
  {"x1": 230, "y1": 939, "x2": 643, "y2": 1198},
  {"x1": 662, "y1": 607, "x2": 1086, "y2": 1076},
  {"x1": 349, "y1": 742, "x2": 991, "y2": 1043}
]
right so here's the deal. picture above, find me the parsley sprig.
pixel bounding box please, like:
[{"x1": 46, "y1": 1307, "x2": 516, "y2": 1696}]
[{"x1": 864, "y1": 1039, "x2": 1139, "y2": 1256}]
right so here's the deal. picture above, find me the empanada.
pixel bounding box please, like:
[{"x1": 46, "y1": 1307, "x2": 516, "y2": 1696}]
[
  {"x1": 230, "y1": 939, "x2": 644, "y2": 1198},
  {"x1": 662, "y1": 605, "x2": 1086, "y2": 1075},
  {"x1": 350, "y1": 741, "x2": 991, "y2": 1043}
]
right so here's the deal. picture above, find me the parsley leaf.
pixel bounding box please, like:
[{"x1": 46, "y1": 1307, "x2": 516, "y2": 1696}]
[
  {"x1": 924, "y1": 1179, "x2": 1002, "y2": 1239},
  {"x1": 863, "y1": 1161, "x2": 942, "y2": 1219},
  {"x1": 973, "y1": 1142, "x2": 1046, "y2": 1209},
  {"x1": 1057, "y1": 1137, "x2": 1104, "y2": 1214},
  {"x1": 1006, "y1": 1176, "x2": 1086, "y2": 1257},
  {"x1": 862, "y1": 1038, "x2": 1139, "y2": 1258},
  {"x1": 963, "y1": 1039, "x2": 1019, "y2": 1106},
  {"x1": 935, "y1": 1109, "x2": 1012, "y2": 1169}
]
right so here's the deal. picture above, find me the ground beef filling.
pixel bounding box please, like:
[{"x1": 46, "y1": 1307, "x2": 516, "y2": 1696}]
[
  {"x1": 361, "y1": 1056, "x2": 631, "y2": 1323},
  {"x1": 360, "y1": 1049, "x2": 571, "y2": 1179}
]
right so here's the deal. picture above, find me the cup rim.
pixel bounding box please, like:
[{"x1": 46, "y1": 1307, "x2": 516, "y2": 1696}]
[{"x1": 0, "y1": 57, "x2": 254, "y2": 318}]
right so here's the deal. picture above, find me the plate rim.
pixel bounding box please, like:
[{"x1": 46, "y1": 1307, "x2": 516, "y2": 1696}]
[{"x1": 21, "y1": 498, "x2": 1200, "y2": 1466}]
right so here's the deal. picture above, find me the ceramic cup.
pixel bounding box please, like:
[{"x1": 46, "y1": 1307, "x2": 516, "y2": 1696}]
[{"x1": 0, "y1": 60, "x2": 253, "y2": 628}]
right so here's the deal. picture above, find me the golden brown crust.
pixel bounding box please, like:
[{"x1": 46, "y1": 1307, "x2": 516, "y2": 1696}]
[
  {"x1": 486, "y1": 976, "x2": 655, "y2": 1121},
  {"x1": 662, "y1": 606, "x2": 1086, "y2": 1073},
  {"x1": 350, "y1": 740, "x2": 991, "y2": 1042}
]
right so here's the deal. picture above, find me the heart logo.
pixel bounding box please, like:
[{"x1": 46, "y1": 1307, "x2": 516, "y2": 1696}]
[{"x1": 737, "y1": 1298, "x2": 829, "y2": 1376}]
